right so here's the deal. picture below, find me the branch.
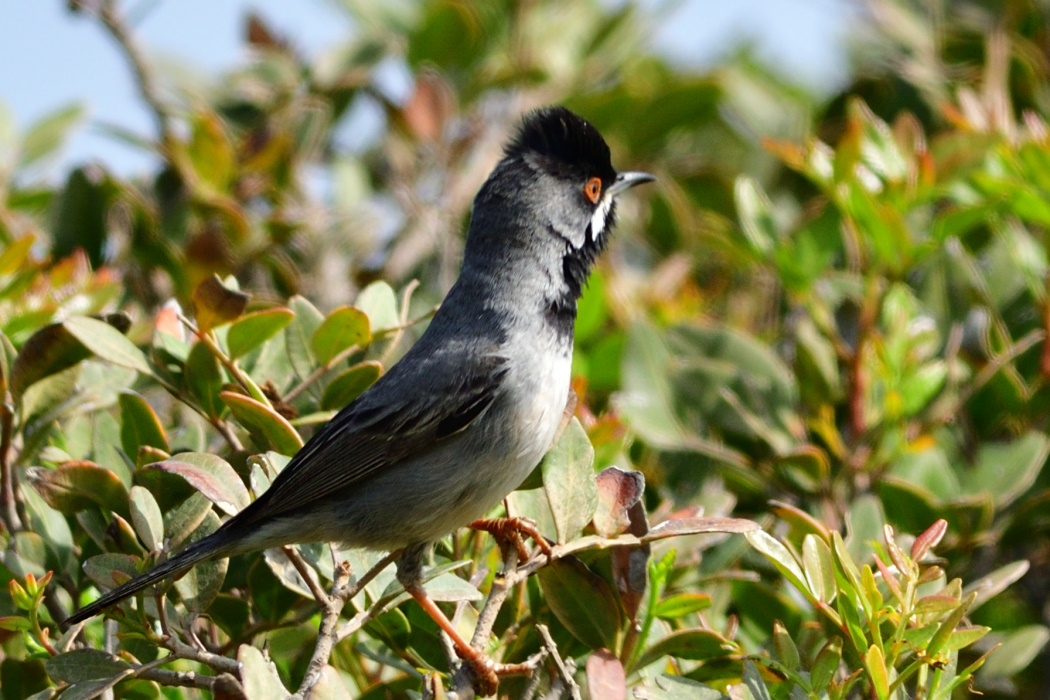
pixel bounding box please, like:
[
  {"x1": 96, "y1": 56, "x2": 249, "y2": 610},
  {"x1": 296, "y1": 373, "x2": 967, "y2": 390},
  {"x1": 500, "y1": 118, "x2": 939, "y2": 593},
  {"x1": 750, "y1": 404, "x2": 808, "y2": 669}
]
[
  {"x1": 537, "y1": 624, "x2": 581, "y2": 700},
  {"x1": 165, "y1": 634, "x2": 242, "y2": 675},
  {"x1": 0, "y1": 400, "x2": 21, "y2": 532},
  {"x1": 94, "y1": 0, "x2": 177, "y2": 152},
  {"x1": 293, "y1": 550, "x2": 400, "y2": 699}
]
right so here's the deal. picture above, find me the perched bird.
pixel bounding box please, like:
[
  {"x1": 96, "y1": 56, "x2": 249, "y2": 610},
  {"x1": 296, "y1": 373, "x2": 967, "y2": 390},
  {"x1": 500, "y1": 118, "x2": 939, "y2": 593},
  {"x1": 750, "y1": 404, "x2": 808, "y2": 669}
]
[{"x1": 66, "y1": 105, "x2": 653, "y2": 690}]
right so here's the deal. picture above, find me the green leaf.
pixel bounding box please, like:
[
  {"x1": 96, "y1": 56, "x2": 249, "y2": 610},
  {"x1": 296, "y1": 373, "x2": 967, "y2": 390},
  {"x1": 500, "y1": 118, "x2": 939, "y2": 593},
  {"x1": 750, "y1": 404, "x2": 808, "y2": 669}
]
[
  {"x1": 129, "y1": 485, "x2": 164, "y2": 552},
  {"x1": 802, "y1": 534, "x2": 836, "y2": 603},
  {"x1": 865, "y1": 645, "x2": 889, "y2": 700},
  {"x1": 742, "y1": 660, "x2": 772, "y2": 700},
  {"x1": 774, "y1": 446, "x2": 830, "y2": 494},
  {"x1": 19, "y1": 102, "x2": 85, "y2": 170},
  {"x1": 941, "y1": 626, "x2": 991, "y2": 653},
  {"x1": 145, "y1": 453, "x2": 250, "y2": 516},
  {"x1": 851, "y1": 99, "x2": 907, "y2": 182},
  {"x1": 63, "y1": 316, "x2": 152, "y2": 375},
  {"x1": 422, "y1": 572, "x2": 482, "y2": 602},
  {"x1": 964, "y1": 560, "x2": 1030, "y2": 611},
  {"x1": 311, "y1": 306, "x2": 370, "y2": 366},
  {"x1": 160, "y1": 492, "x2": 213, "y2": 549},
  {"x1": 11, "y1": 314, "x2": 132, "y2": 400},
  {"x1": 44, "y1": 649, "x2": 130, "y2": 684},
  {"x1": 227, "y1": 308, "x2": 295, "y2": 359},
  {"x1": 61, "y1": 676, "x2": 134, "y2": 700},
  {"x1": 643, "y1": 516, "x2": 758, "y2": 541},
  {"x1": 734, "y1": 175, "x2": 777, "y2": 257},
  {"x1": 746, "y1": 530, "x2": 809, "y2": 597},
  {"x1": 184, "y1": 340, "x2": 225, "y2": 419},
  {"x1": 354, "y1": 281, "x2": 399, "y2": 333},
  {"x1": 617, "y1": 321, "x2": 688, "y2": 450},
  {"x1": 286, "y1": 295, "x2": 325, "y2": 379},
  {"x1": 173, "y1": 510, "x2": 227, "y2": 613},
  {"x1": 192, "y1": 275, "x2": 249, "y2": 333},
  {"x1": 119, "y1": 390, "x2": 168, "y2": 457},
  {"x1": 239, "y1": 645, "x2": 289, "y2": 700},
  {"x1": 25, "y1": 462, "x2": 129, "y2": 519},
  {"x1": 321, "y1": 361, "x2": 382, "y2": 410},
  {"x1": 963, "y1": 432, "x2": 1050, "y2": 507},
  {"x1": 83, "y1": 552, "x2": 139, "y2": 591},
  {"x1": 505, "y1": 488, "x2": 556, "y2": 542},
  {"x1": 0, "y1": 616, "x2": 33, "y2": 632},
  {"x1": 186, "y1": 111, "x2": 235, "y2": 192},
  {"x1": 773, "y1": 620, "x2": 800, "y2": 670},
  {"x1": 634, "y1": 628, "x2": 733, "y2": 670},
  {"x1": 633, "y1": 674, "x2": 723, "y2": 700},
  {"x1": 221, "y1": 391, "x2": 304, "y2": 455},
  {"x1": 651, "y1": 593, "x2": 712, "y2": 620},
  {"x1": 52, "y1": 166, "x2": 109, "y2": 267},
  {"x1": 810, "y1": 637, "x2": 842, "y2": 689},
  {"x1": 845, "y1": 494, "x2": 884, "y2": 565},
  {"x1": 979, "y1": 625, "x2": 1050, "y2": 679},
  {"x1": 542, "y1": 417, "x2": 598, "y2": 543},
  {"x1": 537, "y1": 556, "x2": 621, "y2": 650}
]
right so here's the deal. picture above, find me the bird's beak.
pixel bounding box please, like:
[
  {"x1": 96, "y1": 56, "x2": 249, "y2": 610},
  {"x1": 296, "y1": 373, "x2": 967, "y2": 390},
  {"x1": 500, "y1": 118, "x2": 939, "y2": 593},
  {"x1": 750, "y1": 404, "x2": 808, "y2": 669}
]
[{"x1": 608, "y1": 171, "x2": 656, "y2": 196}]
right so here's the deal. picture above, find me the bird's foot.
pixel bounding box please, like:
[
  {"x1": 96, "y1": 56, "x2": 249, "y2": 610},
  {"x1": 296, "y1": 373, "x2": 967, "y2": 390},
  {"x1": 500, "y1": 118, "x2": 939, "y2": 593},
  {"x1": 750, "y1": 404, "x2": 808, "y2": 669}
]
[
  {"x1": 456, "y1": 647, "x2": 537, "y2": 696},
  {"x1": 468, "y1": 516, "x2": 552, "y2": 564}
]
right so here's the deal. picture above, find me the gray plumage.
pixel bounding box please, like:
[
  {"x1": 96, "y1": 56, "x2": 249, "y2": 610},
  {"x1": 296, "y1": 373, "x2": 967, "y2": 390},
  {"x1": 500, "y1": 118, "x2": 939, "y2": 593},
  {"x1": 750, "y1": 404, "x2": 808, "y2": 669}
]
[{"x1": 66, "y1": 106, "x2": 654, "y2": 626}]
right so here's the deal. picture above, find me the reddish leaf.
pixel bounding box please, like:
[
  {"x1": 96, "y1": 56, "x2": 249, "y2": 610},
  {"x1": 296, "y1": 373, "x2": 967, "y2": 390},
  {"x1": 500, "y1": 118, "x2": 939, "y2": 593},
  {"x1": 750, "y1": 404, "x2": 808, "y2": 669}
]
[
  {"x1": 593, "y1": 467, "x2": 645, "y2": 538},
  {"x1": 586, "y1": 650, "x2": 626, "y2": 700},
  {"x1": 611, "y1": 499, "x2": 650, "y2": 623},
  {"x1": 911, "y1": 518, "x2": 948, "y2": 561},
  {"x1": 145, "y1": 453, "x2": 249, "y2": 516}
]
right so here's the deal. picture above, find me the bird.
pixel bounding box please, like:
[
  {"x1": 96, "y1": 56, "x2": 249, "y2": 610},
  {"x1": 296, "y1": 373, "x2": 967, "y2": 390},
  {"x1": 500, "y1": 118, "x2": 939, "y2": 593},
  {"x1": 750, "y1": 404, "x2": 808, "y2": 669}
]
[{"x1": 65, "y1": 105, "x2": 654, "y2": 691}]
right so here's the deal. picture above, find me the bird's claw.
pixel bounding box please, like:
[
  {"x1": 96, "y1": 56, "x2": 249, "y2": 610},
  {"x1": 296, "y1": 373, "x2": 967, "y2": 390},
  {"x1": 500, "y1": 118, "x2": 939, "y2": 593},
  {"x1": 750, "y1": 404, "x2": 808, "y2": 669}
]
[{"x1": 469, "y1": 516, "x2": 552, "y2": 564}]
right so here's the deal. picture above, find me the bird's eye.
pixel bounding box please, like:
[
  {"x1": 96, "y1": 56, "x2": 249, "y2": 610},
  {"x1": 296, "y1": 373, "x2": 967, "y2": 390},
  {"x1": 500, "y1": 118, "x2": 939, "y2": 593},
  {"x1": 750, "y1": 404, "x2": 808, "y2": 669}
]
[{"x1": 583, "y1": 177, "x2": 602, "y2": 204}]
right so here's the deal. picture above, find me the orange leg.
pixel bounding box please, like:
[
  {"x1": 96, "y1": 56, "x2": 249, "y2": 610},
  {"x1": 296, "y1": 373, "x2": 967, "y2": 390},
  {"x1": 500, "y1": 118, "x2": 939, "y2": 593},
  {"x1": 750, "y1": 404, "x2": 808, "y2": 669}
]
[{"x1": 397, "y1": 544, "x2": 533, "y2": 696}]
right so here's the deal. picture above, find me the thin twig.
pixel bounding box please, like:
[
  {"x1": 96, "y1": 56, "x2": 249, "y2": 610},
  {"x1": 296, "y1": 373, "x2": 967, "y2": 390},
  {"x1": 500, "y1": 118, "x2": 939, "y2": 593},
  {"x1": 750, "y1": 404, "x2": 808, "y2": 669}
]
[
  {"x1": 471, "y1": 548, "x2": 519, "y2": 649},
  {"x1": 95, "y1": 0, "x2": 177, "y2": 152},
  {"x1": 193, "y1": 329, "x2": 260, "y2": 403},
  {"x1": 294, "y1": 550, "x2": 400, "y2": 699},
  {"x1": 138, "y1": 667, "x2": 243, "y2": 695},
  {"x1": 166, "y1": 634, "x2": 241, "y2": 675},
  {"x1": 956, "y1": 329, "x2": 1044, "y2": 408},
  {"x1": 282, "y1": 342, "x2": 365, "y2": 404},
  {"x1": 537, "y1": 624, "x2": 581, "y2": 700},
  {"x1": 210, "y1": 418, "x2": 244, "y2": 453},
  {"x1": 378, "y1": 279, "x2": 421, "y2": 366},
  {"x1": 283, "y1": 301, "x2": 436, "y2": 404},
  {"x1": 282, "y1": 546, "x2": 329, "y2": 606},
  {"x1": 0, "y1": 401, "x2": 20, "y2": 531}
]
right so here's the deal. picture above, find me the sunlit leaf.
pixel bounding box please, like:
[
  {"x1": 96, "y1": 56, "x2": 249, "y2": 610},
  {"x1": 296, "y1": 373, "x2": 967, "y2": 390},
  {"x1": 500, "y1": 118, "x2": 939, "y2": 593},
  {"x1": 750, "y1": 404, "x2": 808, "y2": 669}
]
[{"x1": 542, "y1": 417, "x2": 598, "y2": 543}]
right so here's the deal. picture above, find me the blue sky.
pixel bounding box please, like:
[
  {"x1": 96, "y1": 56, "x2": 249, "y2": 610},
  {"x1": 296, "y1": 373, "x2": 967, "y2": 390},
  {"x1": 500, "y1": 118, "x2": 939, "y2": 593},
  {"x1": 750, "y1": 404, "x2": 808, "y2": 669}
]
[{"x1": 0, "y1": 0, "x2": 856, "y2": 175}]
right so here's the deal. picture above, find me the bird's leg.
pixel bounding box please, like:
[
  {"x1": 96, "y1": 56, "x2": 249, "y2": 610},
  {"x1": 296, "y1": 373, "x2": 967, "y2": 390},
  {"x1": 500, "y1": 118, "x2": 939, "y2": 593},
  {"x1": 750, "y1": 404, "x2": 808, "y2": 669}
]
[
  {"x1": 397, "y1": 544, "x2": 533, "y2": 696},
  {"x1": 469, "y1": 514, "x2": 553, "y2": 565}
]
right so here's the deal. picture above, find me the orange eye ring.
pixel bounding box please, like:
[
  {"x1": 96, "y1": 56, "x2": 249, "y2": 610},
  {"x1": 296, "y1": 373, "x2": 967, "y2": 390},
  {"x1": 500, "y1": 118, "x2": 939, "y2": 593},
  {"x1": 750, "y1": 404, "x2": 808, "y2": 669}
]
[{"x1": 583, "y1": 177, "x2": 602, "y2": 204}]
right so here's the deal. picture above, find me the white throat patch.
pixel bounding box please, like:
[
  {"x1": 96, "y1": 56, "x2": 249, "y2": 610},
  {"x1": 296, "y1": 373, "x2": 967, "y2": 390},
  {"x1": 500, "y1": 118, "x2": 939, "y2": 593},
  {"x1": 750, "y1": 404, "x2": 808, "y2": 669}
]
[{"x1": 590, "y1": 195, "x2": 613, "y2": 242}]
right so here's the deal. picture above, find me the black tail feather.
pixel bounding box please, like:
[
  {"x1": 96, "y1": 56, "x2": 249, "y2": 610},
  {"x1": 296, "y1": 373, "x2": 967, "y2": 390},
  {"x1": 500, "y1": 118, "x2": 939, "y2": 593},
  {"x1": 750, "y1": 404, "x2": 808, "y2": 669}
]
[{"x1": 63, "y1": 536, "x2": 226, "y2": 627}]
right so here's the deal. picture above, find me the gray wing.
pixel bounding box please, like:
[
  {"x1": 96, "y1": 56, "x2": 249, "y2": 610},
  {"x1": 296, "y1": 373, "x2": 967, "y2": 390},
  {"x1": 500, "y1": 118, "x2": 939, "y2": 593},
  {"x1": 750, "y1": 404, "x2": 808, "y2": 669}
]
[{"x1": 234, "y1": 350, "x2": 509, "y2": 526}]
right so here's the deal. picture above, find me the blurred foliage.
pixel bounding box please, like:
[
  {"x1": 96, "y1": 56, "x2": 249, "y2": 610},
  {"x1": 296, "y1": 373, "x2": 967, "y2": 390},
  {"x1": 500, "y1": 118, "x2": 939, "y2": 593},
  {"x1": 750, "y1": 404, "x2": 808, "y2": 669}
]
[{"x1": 1, "y1": 0, "x2": 1050, "y2": 697}]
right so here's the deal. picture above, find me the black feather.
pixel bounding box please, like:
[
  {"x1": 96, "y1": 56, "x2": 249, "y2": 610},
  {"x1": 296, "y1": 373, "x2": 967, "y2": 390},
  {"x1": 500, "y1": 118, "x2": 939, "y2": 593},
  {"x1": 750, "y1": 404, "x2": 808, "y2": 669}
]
[{"x1": 505, "y1": 106, "x2": 616, "y2": 184}]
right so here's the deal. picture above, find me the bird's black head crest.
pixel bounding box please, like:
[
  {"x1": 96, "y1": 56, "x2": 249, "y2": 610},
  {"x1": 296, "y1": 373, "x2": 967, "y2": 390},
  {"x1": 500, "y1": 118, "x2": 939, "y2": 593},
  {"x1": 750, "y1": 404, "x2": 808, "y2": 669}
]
[{"x1": 505, "y1": 106, "x2": 615, "y2": 183}]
